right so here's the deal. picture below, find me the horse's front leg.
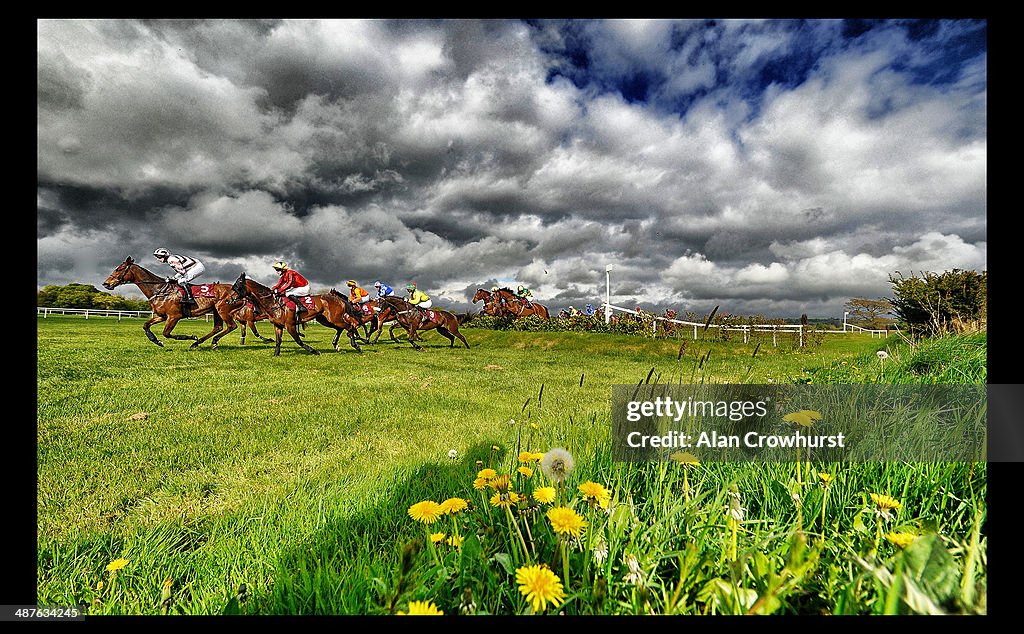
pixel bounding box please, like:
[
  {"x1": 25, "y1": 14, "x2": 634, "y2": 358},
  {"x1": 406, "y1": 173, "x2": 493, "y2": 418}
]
[
  {"x1": 191, "y1": 310, "x2": 226, "y2": 348},
  {"x1": 348, "y1": 329, "x2": 363, "y2": 353},
  {"x1": 290, "y1": 317, "x2": 319, "y2": 355},
  {"x1": 143, "y1": 314, "x2": 167, "y2": 347},
  {"x1": 209, "y1": 310, "x2": 238, "y2": 349}
]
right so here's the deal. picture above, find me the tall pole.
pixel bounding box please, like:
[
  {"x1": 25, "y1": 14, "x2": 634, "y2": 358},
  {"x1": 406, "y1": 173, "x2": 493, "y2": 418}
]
[
  {"x1": 602, "y1": 262, "x2": 610, "y2": 325},
  {"x1": 843, "y1": 311, "x2": 849, "y2": 332}
]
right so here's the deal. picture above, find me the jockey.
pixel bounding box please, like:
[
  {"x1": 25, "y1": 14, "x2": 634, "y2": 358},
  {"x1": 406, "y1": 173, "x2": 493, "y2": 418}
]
[
  {"x1": 270, "y1": 261, "x2": 311, "y2": 315},
  {"x1": 583, "y1": 303, "x2": 596, "y2": 317},
  {"x1": 515, "y1": 284, "x2": 533, "y2": 307},
  {"x1": 347, "y1": 280, "x2": 371, "y2": 314},
  {"x1": 406, "y1": 283, "x2": 432, "y2": 316},
  {"x1": 153, "y1": 247, "x2": 205, "y2": 305},
  {"x1": 569, "y1": 305, "x2": 580, "y2": 317},
  {"x1": 373, "y1": 281, "x2": 394, "y2": 299}
]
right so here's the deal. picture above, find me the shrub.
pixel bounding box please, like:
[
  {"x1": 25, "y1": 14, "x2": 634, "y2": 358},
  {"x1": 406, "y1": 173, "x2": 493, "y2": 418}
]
[{"x1": 888, "y1": 270, "x2": 986, "y2": 337}]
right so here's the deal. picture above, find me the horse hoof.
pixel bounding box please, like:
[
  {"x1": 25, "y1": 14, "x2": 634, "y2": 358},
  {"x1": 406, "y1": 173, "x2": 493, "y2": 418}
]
[
  {"x1": 211, "y1": 343, "x2": 218, "y2": 350},
  {"x1": 189, "y1": 343, "x2": 199, "y2": 349}
]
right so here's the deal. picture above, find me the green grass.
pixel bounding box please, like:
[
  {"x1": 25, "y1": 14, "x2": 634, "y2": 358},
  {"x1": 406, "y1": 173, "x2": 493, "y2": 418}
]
[{"x1": 36, "y1": 315, "x2": 984, "y2": 615}]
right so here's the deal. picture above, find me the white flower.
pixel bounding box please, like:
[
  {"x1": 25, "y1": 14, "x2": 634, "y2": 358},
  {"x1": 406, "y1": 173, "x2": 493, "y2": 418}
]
[
  {"x1": 447, "y1": 449, "x2": 458, "y2": 460},
  {"x1": 623, "y1": 554, "x2": 643, "y2": 585},
  {"x1": 593, "y1": 539, "x2": 608, "y2": 564},
  {"x1": 877, "y1": 350, "x2": 889, "y2": 360},
  {"x1": 540, "y1": 447, "x2": 575, "y2": 483}
]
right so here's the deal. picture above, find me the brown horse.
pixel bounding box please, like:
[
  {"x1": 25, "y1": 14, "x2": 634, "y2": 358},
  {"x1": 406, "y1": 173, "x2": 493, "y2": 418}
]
[
  {"x1": 376, "y1": 296, "x2": 470, "y2": 350},
  {"x1": 493, "y1": 288, "x2": 550, "y2": 319},
  {"x1": 230, "y1": 300, "x2": 274, "y2": 345},
  {"x1": 472, "y1": 288, "x2": 506, "y2": 317},
  {"x1": 236, "y1": 275, "x2": 368, "y2": 355},
  {"x1": 102, "y1": 256, "x2": 244, "y2": 349}
]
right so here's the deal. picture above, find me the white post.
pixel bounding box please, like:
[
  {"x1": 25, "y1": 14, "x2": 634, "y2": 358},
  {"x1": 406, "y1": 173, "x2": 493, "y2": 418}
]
[
  {"x1": 85, "y1": 309, "x2": 89, "y2": 319},
  {"x1": 693, "y1": 324, "x2": 697, "y2": 340},
  {"x1": 843, "y1": 311, "x2": 849, "y2": 333},
  {"x1": 602, "y1": 262, "x2": 610, "y2": 325}
]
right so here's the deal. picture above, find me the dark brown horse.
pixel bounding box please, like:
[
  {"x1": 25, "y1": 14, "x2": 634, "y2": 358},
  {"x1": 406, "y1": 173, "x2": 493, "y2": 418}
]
[
  {"x1": 235, "y1": 275, "x2": 368, "y2": 355},
  {"x1": 493, "y1": 288, "x2": 550, "y2": 319},
  {"x1": 472, "y1": 289, "x2": 506, "y2": 317},
  {"x1": 376, "y1": 296, "x2": 470, "y2": 350},
  {"x1": 230, "y1": 300, "x2": 274, "y2": 345},
  {"x1": 102, "y1": 256, "x2": 244, "y2": 349}
]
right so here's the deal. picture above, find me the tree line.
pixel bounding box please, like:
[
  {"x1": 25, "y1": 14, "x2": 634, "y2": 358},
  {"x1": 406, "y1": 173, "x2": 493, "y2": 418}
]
[{"x1": 37, "y1": 284, "x2": 152, "y2": 312}]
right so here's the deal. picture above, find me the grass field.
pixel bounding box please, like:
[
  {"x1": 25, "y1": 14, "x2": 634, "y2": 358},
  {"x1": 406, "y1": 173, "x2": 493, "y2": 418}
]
[{"x1": 36, "y1": 315, "x2": 986, "y2": 615}]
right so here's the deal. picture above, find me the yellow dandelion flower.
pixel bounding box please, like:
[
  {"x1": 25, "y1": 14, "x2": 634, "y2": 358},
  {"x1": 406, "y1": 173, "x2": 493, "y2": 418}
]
[
  {"x1": 547, "y1": 506, "x2": 587, "y2": 538},
  {"x1": 818, "y1": 472, "x2": 833, "y2": 485},
  {"x1": 472, "y1": 477, "x2": 488, "y2": 490},
  {"x1": 446, "y1": 534, "x2": 464, "y2": 548},
  {"x1": 885, "y1": 532, "x2": 917, "y2": 548},
  {"x1": 439, "y1": 497, "x2": 468, "y2": 515},
  {"x1": 398, "y1": 600, "x2": 444, "y2": 615},
  {"x1": 105, "y1": 558, "x2": 129, "y2": 573},
  {"x1": 490, "y1": 491, "x2": 521, "y2": 508},
  {"x1": 408, "y1": 500, "x2": 444, "y2": 524},
  {"x1": 870, "y1": 493, "x2": 902, "y2": 512},
  {"x1": 430, "y1": 532, "x2": 447, "y2": 543},
  {"x1": 95, "y1": 580, "x2": 104, "y2": 592},
  {"x1": 490, "y1": 474, "x2": 511, "y2": 491},
  {"x1": 533, "y1": 487, "x2": 556, "y2": 504},
  {"x1": 477, "y1": 468, "x2": 497, "y2": 480},
  {"x1": 491, "y1": 445, "x2": 501, "y2": 452},
  {"x1": 670, "y1": 451, "x2": 700, "y2": 466},
  {"x1": 517, "y1": 466, "x2": 534, "y2": 478},
  {"x1": 516, "y1": 564, "x2": 566, "y2": 613},
  {"x1": 578, "y1": 481, "x2": 611, "y2": 509},
  {"x1": 531, "y1": 452, "x2": 545, "y2": 461},
  {"x1": 518, "y1": 450, "x2": 538, "y2": 463},
  {"x1": 783, "y1": 410, "x2": 820, "y2": 428}
]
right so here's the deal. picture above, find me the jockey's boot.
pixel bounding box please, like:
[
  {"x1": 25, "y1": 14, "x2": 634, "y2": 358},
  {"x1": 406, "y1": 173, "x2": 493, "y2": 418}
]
[
  {"x1": 293, "y1": 297, "x2": 307, "y2": 316},
  {"x1": 180, "y1": 283, "x2": 196, "y2": 305}
]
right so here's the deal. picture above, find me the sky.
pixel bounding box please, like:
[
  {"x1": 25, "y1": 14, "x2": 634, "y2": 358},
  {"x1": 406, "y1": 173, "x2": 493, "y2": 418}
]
[{"x1": 37, "y1": 18, "x2": 987, "y2": 318}]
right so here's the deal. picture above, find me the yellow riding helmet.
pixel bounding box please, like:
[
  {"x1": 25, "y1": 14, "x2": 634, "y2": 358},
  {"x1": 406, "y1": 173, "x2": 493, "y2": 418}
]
[
  {"x1": 347, "y1": 279, "x2": 357, "y2": 286},
  {"x1": 273, "y1": 261, "x2": 288, "y2": 271}
]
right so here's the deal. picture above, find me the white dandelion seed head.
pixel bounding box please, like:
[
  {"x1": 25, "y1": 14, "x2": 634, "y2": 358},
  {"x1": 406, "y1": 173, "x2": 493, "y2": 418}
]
[
  {"x1": 877, "y1": 350, "x2": 889, "y2": 360},
  {"x1": 448, "y1": 449, "x2": 458, "y2": 460},
  {"x1": 540, "y1": 447, "x2": 575, "y2": 483}
]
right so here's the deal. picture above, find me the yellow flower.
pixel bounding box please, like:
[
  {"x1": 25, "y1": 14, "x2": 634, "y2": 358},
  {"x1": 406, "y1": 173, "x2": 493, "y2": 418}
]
[
  {"x1": 517, "y1": 466, "x2": 534, "y2": 478},
  {"x1": 518, "y1": 450, "x2": 539, "y2": 463},
  {"x1": 532, "y1": 487, "x2": 556, "y2": 504},
  {"x1": 490, "y1": 491, "x2": 521, "y2": 508},
  {"x1": 783, "y1": 410, "x2": 822, "y2": 428},
  {"x1": 430, "y1": 532, "x2": 447, "y2": 543},
  {"x1": 105, "y1": 558, "x2": 129, "y2": 573},
  {"x1": 516, "y1": 564, "x2": 566, "y2": 613},
  {"x1": 547, "y1": 506, "x2": 587, "y2": 538},
  {"x1": 578, "y1": 481, "x2": 611, "y2": 509},
  {"x1": 472, "y1": 477, "x2": 488, "y2": 490},
  {"x1": 885, "y1": 532, "x2": 917, "y2": 548},
  {"x1": 477, "y1": 468, "x2": 497, "y2": 480},
  {"x1": 439, "y1": 497, "x2": 468, "y2": 515},
  {"x1": 490, "y1": 474, "x2": 511, "y2": 491},
  {"x1": 398, "y1": 600, "x2": 444, "y2": 615},
  {"x1": 532, "y1": 452, "x2": 545, "y2": 461},
  {"x1": 818, "y1": 472, "x2": 833, "y2": 485},
  {"x1": 869, "y1": 493, "x2": 902, "y2": 512},
  {"x1": 491, "y1": 445, "x2": 501, "y2": 452},
  {"x1": 446, "y1": 535, "x2": 464, "y2": 548},
  {"x1": 408, "y1": 500, "x2": 444, "y2": 524},
  {"x1": 95, "y1": 580, "x2": 104, "y2": 592},
  {"x1": 669, "y1": 451, "x2": 699, "y2": 466}
]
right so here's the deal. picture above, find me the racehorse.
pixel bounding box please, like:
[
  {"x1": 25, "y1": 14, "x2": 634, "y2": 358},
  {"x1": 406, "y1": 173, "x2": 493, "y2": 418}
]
[
  {"x1": 472, "y1": 288, "x2": 506, "y2": 317},
  {"x1": 376, "y1": 296, "x2": 470, "y2": 350},
  {"x1": 492, "y1": 288, "x2": 550, "y2": 319},
  {"x1": 230, "y1": 300, "x2": 273, "y2": 345},
  {"x1": 102, "y1": 256, "x2": 244, "y2": 349},
  {"x1": 234, "y1": 275, "x2": 368, "y2": 355}
]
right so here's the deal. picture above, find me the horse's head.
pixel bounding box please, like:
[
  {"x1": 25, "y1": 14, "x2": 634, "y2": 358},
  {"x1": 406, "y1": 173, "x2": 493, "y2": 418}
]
[
  {"x1": 102, "y1": 256, "x2": 136, "y2": 290},
  {"x1": 472, "y1": 289, "x2": 490, "y2": 303},
  {"x1": 227, "y1": 272, "x2": 248, "y2": 304}
]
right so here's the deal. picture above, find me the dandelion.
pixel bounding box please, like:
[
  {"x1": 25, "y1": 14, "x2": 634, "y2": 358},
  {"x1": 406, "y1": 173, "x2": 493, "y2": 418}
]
[
  {"x1": 547, "y1": 507, "x2": 587, "y2": 538},
  {"x1": 398, "y1": 600, "x2": 444, "y2": 615},
  {"x1": 592, "y1": 538, "x2": 609, "y2": 565},
  {"x1": 578, "y1": 481, "x2": 611, "y2": 510},
  {"x1": 518, "y1": 450, "x2": 540, "y2": 463},
  {"x1": 475, "y1": 459, "x2": 483, "y2": 469},
  {"x1": 472, "y1": 477, "x2": 489, "y2": 490},
  {"x1": 517, "y1": 466, "x2": 534, "y2": 478},
  {"x1": 430, "y1": 532, "x2": 447, "y2": 543},
  {"x1": 818, "y1": 472, "x2": 834, "y2": 532},
  {"x1": 726, "y1": 485, "x2": 744, "y2": 561},
  {"x1": 540, "y1": 448, "x2": 574, "y2": 484},
  {"x1": 784, "y1": 410, "x2": 822, "y2": 484},
  {"x1": 490, "y1": 474, "x2": 511, "y2": 491},
  {"x1": 533, "y1": 487, "x2": 556, "y2": 504},
  {"x1": 491, "y1": 444, "x2": 501, "y2": 452},
  {"x1": 623, "y1": 554, "x2": 643, "y2": 586},
  {"x1": 671, "y1": 451, "x2": 699, "y2": 502},
  {"x1": 447, "y1": 449, "x2": 458, "y2": 460},
  {"x1": 446, "y1": 535, "x2": 464, "y2": 549},
  {"x1": 439, "y1": 497, "x2": 468, "y2": 515},
  {"x1": 818, "y1": 472, "x2": 833, "y2": 485},
  {"x1": 515, "y1": 564, "x2": 566, "y2": 613},
  {"x1": 407, "y1": 500, "x2": 444, "y2": 525},
  {"x1": 885, "y1": 532, "x2": 917, "y2": 548},
  {"x1": 105, "y1": 558, "x2": 129, "y2": 573},
  {"x1": 477, "y1": 468, "x2": 497, "y2": 480},
  {"x1": 95, "y1": 580, "x2": 104, "y2": 592},
  {"x1": 870, "y1": 493, "x2": 902, "y2": 520},
  {"x1": 531, "y1": 451, "x2": 545, "y2": 461},
  {"x1": 490, "y1": 491, "x2": 521, "y2": 508}
]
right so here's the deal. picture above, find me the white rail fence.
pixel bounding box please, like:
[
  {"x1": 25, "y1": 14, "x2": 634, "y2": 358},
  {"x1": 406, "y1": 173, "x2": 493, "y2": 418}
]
[
  {"x1": 601, "y1": 303, "x2": 893, "y2": 347},
  {"x1": 37, "y1": 306, "x2": 219, "y2": 322}
]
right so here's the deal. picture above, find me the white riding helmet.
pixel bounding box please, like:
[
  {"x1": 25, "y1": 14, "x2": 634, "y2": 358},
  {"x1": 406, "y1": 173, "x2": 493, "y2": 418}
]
[
  {"x1": 153, "y1": 248, "x2": 170, "y2": 259},
  {"x1": 374, "y1": 281, "x2": 381, "y2": 287}
]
